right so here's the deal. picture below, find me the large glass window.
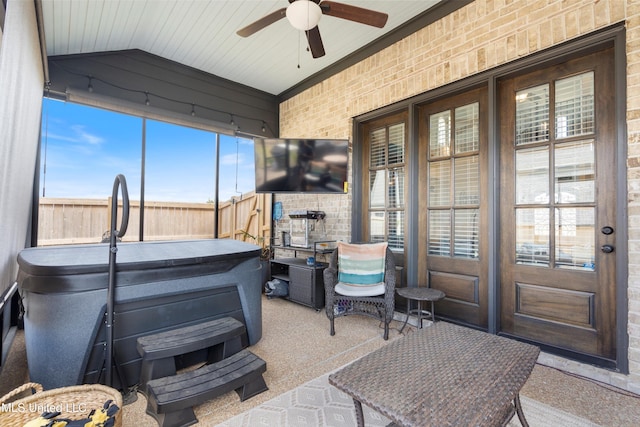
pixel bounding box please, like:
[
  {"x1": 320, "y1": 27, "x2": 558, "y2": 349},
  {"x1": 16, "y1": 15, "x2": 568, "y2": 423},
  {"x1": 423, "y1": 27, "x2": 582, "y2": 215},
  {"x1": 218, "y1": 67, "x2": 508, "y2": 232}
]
[
  {"x1": 38, "y1": 98, "x2": 254, "y2": 245},
  {"x1": 367, "y1": 122, "x2": 405, "y2": 250},
  {"x1": 144, "y1": 121, "x2": 216, "y2": 241},
  {"x1": 38, "y1": 101, "x2": 143, "y2": 244},
  {"x1": 427, "y1": 102, "x2": 480, "y2": 259}
]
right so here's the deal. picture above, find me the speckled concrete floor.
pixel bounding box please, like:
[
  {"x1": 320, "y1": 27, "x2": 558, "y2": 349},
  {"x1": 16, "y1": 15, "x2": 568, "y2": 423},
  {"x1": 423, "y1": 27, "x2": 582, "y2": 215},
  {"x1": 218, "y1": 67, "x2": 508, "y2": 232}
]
[{"x1": 3, "y1": 295, "x2": 639, "y2": 426}]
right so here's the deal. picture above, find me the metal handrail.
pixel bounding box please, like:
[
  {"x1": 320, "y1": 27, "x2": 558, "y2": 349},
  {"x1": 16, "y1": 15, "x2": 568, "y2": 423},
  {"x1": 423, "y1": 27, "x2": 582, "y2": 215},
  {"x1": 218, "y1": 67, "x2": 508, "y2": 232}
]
[{"x1": 105, "y1": 174, "x2": 129, "y2": 387}]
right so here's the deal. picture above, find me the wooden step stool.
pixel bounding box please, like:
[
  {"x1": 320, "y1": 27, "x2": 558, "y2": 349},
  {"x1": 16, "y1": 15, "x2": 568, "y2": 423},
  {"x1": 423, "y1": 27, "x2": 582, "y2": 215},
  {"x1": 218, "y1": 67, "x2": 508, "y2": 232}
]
[
  {"x1": 136, "y1": 317, "x2": 246, "y2": 397},
  {"x1": 145, "y1": 349, "x2": 268, "y2": 427}
]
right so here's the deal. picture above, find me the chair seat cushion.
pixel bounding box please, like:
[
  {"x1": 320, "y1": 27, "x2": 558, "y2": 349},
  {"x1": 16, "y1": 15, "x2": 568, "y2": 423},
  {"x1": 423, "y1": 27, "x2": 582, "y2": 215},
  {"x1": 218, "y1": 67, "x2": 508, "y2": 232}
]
[
  {"x1": 335, "y1": 281, "x2": 386, "y2": 297},
  {"x1": 337, "y1": 241, "x2": 388, "y2": 290}
]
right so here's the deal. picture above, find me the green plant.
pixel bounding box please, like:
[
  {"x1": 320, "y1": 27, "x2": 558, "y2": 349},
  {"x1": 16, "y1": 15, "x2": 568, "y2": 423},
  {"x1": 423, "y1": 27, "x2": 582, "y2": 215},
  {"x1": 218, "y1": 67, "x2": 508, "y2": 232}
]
[{"x1": 240, "y1": 230, "x2": 271, "y2": 260}]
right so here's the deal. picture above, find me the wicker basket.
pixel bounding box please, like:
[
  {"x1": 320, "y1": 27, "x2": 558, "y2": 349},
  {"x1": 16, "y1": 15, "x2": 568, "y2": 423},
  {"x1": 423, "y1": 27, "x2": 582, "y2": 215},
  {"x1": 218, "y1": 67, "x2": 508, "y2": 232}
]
[{"x1": 0, "y1": 382, "x2": 122, "y2": 427}]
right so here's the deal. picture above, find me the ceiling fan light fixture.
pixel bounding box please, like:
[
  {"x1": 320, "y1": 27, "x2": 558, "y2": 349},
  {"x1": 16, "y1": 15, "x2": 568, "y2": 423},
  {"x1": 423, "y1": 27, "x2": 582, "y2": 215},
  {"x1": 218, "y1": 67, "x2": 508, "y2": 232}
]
[{"x1": 286, "y1": 0, "x2": 322, "y2": 31}]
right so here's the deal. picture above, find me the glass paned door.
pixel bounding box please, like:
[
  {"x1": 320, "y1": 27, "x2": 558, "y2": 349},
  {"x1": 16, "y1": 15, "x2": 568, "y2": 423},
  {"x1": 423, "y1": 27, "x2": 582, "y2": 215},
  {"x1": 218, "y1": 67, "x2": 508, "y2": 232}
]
[
  {"x1": 418, "y1": 87, "x2": 488, "y2": 328},
  {"x1": 499, "y1": 48, "x2": 617, "y2": 362}
]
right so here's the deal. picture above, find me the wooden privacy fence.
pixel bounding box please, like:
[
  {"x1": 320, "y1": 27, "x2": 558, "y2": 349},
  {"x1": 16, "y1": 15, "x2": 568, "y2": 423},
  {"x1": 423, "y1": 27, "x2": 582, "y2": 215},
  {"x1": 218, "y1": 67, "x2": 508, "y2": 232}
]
[{"x1": 37, "y1": 192, "x2": 272, "y2": 247}]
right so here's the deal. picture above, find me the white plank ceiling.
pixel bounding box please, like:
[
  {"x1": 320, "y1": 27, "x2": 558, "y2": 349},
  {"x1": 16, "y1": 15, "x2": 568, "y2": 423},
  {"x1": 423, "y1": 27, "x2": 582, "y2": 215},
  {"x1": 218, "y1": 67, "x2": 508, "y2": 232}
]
[{"x1": 40, "y1": 0, "x2": 441, "y2": 95}]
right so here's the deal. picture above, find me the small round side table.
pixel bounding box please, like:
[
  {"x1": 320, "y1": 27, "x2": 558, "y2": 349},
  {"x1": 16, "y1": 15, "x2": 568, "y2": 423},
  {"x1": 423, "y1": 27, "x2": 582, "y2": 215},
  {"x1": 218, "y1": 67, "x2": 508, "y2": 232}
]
[{"x1": 396, "y1": 287, "x2": 446, "y2": 333}]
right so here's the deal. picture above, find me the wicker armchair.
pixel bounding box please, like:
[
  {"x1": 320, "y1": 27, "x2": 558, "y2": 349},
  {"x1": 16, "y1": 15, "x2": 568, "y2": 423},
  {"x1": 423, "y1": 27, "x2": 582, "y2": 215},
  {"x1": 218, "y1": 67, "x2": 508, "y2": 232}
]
[{"x1": 323, "y1": 243, "x2": 396, "y2": 340}]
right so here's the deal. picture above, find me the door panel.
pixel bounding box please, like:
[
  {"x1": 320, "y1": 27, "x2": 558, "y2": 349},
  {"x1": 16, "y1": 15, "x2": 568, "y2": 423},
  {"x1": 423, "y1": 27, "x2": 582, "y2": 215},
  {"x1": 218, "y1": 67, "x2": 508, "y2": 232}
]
[
  {"x1": 418, "y1": 87, "x2": 488, "y2": 328},
  {"x1": 429, "y1": 271, "x2": 480, "y2": 325},
  {"x1": 499, "y1": 48, "x2": 616, "y2": 361}
]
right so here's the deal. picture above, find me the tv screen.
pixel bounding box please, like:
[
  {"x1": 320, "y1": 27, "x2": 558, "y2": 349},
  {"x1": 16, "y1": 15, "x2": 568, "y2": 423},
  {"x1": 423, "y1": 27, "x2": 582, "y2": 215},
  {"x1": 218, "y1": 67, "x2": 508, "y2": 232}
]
[{"x1": 254, "y1": 138, "x2": 348, "y2": 193}]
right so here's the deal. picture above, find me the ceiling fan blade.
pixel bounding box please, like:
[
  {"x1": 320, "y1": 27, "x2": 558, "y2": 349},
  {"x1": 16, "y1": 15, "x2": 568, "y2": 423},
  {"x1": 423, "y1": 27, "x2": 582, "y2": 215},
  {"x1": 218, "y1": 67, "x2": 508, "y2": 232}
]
[
  {"x1": 305, "y1": 26, "x2": 325, "y2": 58},
  {"x1": 236, "y1": 7, "x2": 287, "y2": 37},
  {"x1": 320, "y1": 1, "x2": 388, "y2": 28}
]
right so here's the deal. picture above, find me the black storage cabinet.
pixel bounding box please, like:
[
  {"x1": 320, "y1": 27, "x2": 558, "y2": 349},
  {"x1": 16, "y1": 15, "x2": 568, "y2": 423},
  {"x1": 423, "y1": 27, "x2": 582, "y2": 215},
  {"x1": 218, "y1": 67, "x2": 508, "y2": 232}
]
[{"x1": 270, "y1": 258, "x2": 325, "y2": 310}]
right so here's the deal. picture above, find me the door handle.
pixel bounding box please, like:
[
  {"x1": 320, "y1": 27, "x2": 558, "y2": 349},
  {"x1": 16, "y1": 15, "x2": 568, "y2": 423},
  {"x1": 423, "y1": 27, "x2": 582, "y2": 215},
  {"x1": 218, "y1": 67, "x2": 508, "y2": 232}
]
[
  {"x1": 601, "y1": 244, "x2": 615, "y2": 253},
  {"x1": 601, "y1": 226, "x2": 614, "y2": 235}
]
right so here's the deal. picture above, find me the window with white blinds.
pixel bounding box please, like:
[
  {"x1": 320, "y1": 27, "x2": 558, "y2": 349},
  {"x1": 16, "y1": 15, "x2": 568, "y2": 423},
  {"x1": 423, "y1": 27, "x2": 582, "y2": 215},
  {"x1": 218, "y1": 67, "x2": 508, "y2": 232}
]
[
  {"x1": 368, "y1": 122, "x2": 405, "y2": 250},
  {"x1": 427, "y1": 102, "x2": 480, "y2": 259},
  {"x1": 455, "y1": 103, "x2": 479, "y2": 154},
  {"x1": 555, "y1": 72, "x2": 594, "y2": 139},
  {"x1": 515, "y1": 84, "x2": 549, "y2": 145},
  {"x1": 514, "y1": 71, "x2": 596, "y2": 270},
  {"x1": 429, "y1": 111, "x2": 451, "y2": 158}
]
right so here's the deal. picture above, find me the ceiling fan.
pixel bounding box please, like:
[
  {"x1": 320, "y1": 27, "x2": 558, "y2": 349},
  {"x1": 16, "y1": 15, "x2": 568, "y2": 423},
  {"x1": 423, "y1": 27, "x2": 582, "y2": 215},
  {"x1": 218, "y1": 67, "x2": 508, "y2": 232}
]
[{"x1": 236, "y1": 0, "x2": 389, "y2": 59}]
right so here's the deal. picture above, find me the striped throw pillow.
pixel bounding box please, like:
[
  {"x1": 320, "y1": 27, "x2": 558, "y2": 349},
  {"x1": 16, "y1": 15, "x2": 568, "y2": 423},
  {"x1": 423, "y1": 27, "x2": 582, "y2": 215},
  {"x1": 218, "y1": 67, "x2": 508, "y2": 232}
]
[{"x1": 337, "y1": 242, "x2": 388, "y2": 292}]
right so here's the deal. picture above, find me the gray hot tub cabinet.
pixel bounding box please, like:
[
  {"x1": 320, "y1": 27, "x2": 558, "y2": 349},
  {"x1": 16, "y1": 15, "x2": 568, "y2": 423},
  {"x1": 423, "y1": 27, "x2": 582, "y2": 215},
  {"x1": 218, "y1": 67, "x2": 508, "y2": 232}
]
[{"x1": 17, "y1": 239, "x2": 262, "y2": 390}]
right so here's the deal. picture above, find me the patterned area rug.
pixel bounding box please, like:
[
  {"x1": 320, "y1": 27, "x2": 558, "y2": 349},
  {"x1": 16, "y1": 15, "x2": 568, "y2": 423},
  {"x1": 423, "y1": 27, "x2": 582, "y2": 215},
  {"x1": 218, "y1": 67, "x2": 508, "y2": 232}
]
[{"x1": 216, "y1": 372, "x2": 601, "y2": 427}]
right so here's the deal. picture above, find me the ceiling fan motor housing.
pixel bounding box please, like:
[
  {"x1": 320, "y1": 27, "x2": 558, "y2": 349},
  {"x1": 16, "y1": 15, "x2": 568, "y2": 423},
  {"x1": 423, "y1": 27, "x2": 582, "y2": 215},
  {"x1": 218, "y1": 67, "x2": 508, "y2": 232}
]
[{"x1": 286, "y1": 0, "x2": 322, "y2": 31}]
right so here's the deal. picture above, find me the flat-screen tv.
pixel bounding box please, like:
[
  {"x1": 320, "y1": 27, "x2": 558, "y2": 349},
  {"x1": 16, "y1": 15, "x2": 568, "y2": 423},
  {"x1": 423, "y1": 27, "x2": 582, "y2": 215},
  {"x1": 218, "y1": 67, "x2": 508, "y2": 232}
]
[{"x1": 254, "y1": 138, "x2": 348, "y2": 193}]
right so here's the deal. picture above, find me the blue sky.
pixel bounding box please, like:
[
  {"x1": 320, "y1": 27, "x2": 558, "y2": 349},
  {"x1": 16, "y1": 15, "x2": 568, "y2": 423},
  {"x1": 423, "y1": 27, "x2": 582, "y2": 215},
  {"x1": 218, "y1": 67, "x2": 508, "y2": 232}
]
[{"x1": 40, "y1": 98, "x2": 255, "y2": 203}]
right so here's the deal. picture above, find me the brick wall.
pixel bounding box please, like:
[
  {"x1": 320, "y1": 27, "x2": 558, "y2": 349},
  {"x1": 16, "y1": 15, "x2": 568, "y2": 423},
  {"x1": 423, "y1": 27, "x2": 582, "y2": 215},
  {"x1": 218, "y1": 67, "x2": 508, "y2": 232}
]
[{"x1": 278, "y1": 0, "x2": 639, "y2": 392}]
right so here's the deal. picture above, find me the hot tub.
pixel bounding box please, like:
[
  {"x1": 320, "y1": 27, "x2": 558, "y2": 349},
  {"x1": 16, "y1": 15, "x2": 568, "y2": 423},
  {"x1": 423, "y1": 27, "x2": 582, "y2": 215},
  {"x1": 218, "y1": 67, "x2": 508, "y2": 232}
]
[{"x1": 17, "y1": 239, "x2": 262, "y2": 390}]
